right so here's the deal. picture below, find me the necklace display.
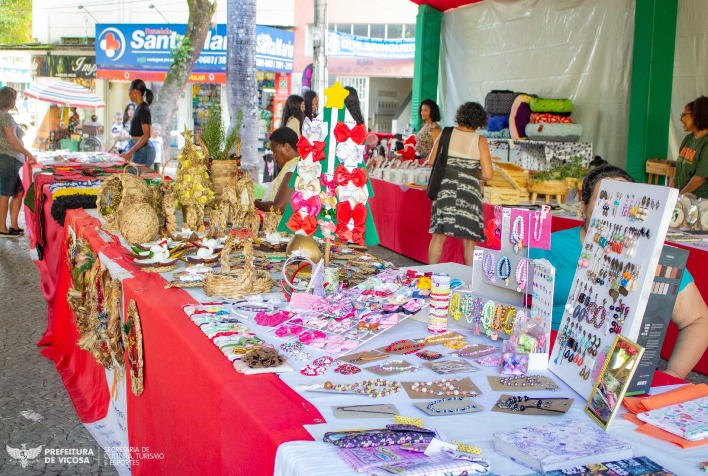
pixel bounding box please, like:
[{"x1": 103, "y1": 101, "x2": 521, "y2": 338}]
[
  {"x1": 372, "y1": 359, "x2": 420, "y2": 373},
  {"x1": 420, "y1": 331, "x2": 465, "y2": 346},
  {"x1": 426, "y1": 397, "x2": 479, "y2": 414},
  {"x1": 323, "y1": 379, "x2": 402, "y2": 397},
  {"x1": 410, "y1": 378, "x2": 474, "y2": 396},
  {"x1": 510, "y1": 215, "x2": 524, "y2": 252},
  {"x1": 482, "y1": 252, "x2": 496, "y2": 283}
]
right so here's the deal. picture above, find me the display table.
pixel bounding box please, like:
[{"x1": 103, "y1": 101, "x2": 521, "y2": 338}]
[{"x1": 370, "y1": 178, "x2": 708, "y2": 375}]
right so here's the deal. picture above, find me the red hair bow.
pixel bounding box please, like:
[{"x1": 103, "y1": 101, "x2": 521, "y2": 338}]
[
  {"x1": 286, "y1": 213, "x2": 318, "y2": 236},
  {"x1": 333, "y1": 122, "x2": 367, "y2": 145},
  {"x1": 296, "y1": 136, "x2": 325, "y2": 162},
  {"x1": 334, "y1": 164, "x2": 367, "y2": 187},
  {"x1": 335, "y1": 201, "x2": 367, "y2": 245}
]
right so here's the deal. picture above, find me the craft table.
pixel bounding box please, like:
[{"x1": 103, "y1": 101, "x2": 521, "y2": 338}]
[{"x1": 369, "y1": 178, "x2": 708, "y2": 375}]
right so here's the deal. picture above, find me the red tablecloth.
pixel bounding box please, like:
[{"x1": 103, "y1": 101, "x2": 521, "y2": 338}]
[
  {"x1": 370, "y1": 178, "x2": 708, "y2": 375},
  {"x1": 44, "y1": 210, "x2": 323, "y2": 475}
]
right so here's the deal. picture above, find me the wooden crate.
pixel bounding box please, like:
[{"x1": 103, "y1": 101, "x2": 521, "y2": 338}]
[
  {"x1": 484, "y1": 186, "x2": 529, "y2": 205},
  {"x1": 488, "y1": 159, "x2": 529, "y2": 189}
]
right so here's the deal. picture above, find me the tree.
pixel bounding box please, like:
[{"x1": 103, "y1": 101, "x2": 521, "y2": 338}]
[
  {"x1": 151, "y1": 0, "x2": 216, "y2": 165},
  {"x1": 226, "y1": 0, "x2": 259, "y2": 177},
  {"x1": 0, "y1": 0, "x2": 31, "y2": 45}
]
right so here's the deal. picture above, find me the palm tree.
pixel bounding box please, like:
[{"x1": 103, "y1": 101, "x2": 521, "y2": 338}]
[
  {"x1": 151, "y1": 0, "x2": 217, "y2": 164},
  {"x1": 226, "y1": 0, "x2": 259, "y2": 177}
]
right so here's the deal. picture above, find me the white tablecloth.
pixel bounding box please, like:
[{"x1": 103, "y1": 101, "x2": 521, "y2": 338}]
[{"x1": 271, "y1": 263, "x2": 707, "y2": 476}]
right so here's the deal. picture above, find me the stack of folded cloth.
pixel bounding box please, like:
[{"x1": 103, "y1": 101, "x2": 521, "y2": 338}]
[
  {"x1": 524, "y1": 98, "x2": 582, "y2": 141},
  {"x1": 481, "y1": 90, "x2": 518, "y2": 139}
]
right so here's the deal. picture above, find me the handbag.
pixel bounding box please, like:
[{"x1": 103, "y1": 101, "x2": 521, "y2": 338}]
[{"x1": 427, "y1": 127, "x2": 453, "y2": 200}]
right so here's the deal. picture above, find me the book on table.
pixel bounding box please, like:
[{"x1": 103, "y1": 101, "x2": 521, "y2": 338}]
[
  {"x1": 493, "y1": 420, "x2": 633, "y2": 472},
  {"x1": 637, "y1": 395, "x2": 708, "y2": 442},
  {"x1": 543, "y1": 455, "x2": 675, "y2": 475}
]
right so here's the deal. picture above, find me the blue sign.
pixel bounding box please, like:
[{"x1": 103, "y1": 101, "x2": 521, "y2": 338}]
[
  {"x1": 326, "y1": 31, "x2": 415, "y2": 60},
  {"x1": 96, "y1": 24, "x2": 294, "y2": 73}
]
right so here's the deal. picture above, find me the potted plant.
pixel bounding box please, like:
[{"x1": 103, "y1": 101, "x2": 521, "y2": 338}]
[
  {"x1": 200, "y1": 103, "x2": 243, "y2": 201},
  {"x1": 528, "y1": 156, "x2": 588, "y2": 204}
]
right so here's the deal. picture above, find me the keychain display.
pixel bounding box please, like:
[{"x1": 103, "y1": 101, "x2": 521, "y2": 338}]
[{"x1": 549, "y1": 180, "x2": 678, "y2": 398}]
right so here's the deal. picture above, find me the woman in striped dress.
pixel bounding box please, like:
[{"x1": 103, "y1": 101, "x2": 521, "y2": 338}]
[{"x1": 428, "y1": 102, "x2": 493, "y2": 265}]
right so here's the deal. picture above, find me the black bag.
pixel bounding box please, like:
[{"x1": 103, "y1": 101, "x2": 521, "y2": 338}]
[
  {"x1": 427, "y1": 127, "x2": 453, "y2": 200},
  {"x1": 484, "y1": 90, "x2": 519, "y2": 115}
]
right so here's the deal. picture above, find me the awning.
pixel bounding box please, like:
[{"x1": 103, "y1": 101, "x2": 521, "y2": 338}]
[{"x1": 24, "y1": 80, "x2": 104, "y2": 108}]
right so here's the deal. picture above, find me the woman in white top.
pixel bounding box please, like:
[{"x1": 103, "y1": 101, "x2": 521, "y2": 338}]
[{"x1": 427, "y1": 102, "x2": 493, "y2": 265}]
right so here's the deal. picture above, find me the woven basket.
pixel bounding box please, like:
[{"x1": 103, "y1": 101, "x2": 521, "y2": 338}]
[
  {"x1": 211, "y1": 160, "x2": 240, "y2": 203},
  {"x1": 203, "y1": 269, "x2": 273, "y2": 298},
  {"x1": 118, "y1": 198, "x2": 160, "y2": 245}
]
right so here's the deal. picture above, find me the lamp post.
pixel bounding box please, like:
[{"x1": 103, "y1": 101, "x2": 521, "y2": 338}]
[
  {"x1": 149, "y1": 4, "x2": 170, "y2": 24},
  {"x1": 77, "y1": 5, "x2": 99, "y2": 23}
]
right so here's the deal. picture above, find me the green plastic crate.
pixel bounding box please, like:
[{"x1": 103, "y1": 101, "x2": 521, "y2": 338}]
[{"x1": 59, "y1": 139, "x2": 79, "y2": 152}]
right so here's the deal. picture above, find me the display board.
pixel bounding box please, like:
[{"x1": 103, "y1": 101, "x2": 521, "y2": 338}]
[{"x1": 549, "y1": 180, "x2": 679, "y2": 398}]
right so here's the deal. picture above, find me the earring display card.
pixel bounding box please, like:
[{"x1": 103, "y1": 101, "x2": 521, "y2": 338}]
[
  {"x1": 487, "y1": 375, "x2": 560, "y2": 392},
  {"x1": 492, "y1": 394, "x2": 574, "y2": 415},
  {"x1": 402, "y1": 377, "x2": 482, "y2": 399},
  {"x1": 424, "y1": 359, "x2": 479, "y2": 375},
  {"x1": 414, "y1": 397, "x2": 484, "y2": 416},
  {"x1": 549, "y1": 180, "x2": 678, "y2": 399}
]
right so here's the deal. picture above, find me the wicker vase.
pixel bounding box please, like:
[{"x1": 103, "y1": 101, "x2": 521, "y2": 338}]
[{"x1": 210, "y1": 160, "x2": 240, "y2": 203}]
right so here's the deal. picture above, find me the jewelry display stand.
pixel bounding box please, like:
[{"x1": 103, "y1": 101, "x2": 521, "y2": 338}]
[
  {"x1": 447, "y1": 206, "x2": 555, "y2": 370},
  {"x1": 549, "y1": 180, "x2": 679, "y2": 399}
]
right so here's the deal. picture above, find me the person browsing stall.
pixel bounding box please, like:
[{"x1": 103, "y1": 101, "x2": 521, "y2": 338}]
[
  {"x1": 416, "y1": 99, "x2": 442, "y2": 160},
  {"x1": 0, "y1": 86, "x2": 36, "y2": 237},
  {"x1": 530, "y1": 164, "x2": 708, "y2": 379},
  {"x1": 674, "y1": 96, "x2": 708, "y2": 198},
  {"x1": 255, "y1": 127, "x2": 299, "y2": 213},
  {"x1": 427, "y1": 102, "x2": 494, "y2": 266},
  {"x1": 119, "y1": 80, "x2": 156, "y2": 167}
]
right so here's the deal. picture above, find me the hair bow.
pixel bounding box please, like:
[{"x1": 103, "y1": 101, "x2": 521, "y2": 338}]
[
  {"x1": 319, "y1": 192, "x2": 337, "y2": 210},
  {"x1": 291, "y1": 191, "x2": 322, "y2": 217},
  {"x1": 294, "y1": 176, "x2": 322, "y2": 199},
  {"x1": 286, "y1": 212, "x2": 318, "y2": 236},
  {"x1": 337, "y1": 182, "x2": 369, "y2": 205},
  {"x1": 297, "y1": 158, "x2": 322, "y2": 183},
  {"x1": 335, "y1": 142, "x2": 365, "y2": 169},
  {"x1": 334, "y1": 122, "x2": 367, "y2": 145},
  {"x1": 318, "y1": 219, "x2": 336, "y2": 239},
  {"x1": 296, "y1": 136, "x2": 325, "y2": 162},
  {"x1": 321, "y1": 174, "x2": 336, "y2": 195},
  {"x1": 335, "y1": 201, "x2": 367, "y2": 245},
  {"x1": 334, "y1": 164, "x2": 367, "y2": 187},
  {"x1": 302, "y1": 118, "x2": 328, "y2": 142}
]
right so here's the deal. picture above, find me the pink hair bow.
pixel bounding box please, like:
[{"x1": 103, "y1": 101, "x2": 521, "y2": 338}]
[{"x1": 291, "y1": 191, "x2": 322, "y2": 217}]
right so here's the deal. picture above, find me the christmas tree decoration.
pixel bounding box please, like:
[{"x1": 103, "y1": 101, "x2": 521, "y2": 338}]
[
  {"x1": 278, "y1": 82, "x2": 379, "y2": 266},
  {"x1": 172, "y1": 128, "x2": 215, "y2": 231}
]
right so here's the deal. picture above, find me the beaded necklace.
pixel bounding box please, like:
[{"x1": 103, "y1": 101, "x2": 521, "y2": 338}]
[
  {"x1": 482, "y1": 252, "x2": 496, "y2": 282},
  {"x1": 375, "y1": 359, "x2": 420, "y2": 373},
  {"x1": 532, "y1": 210, "x2": 545, "y2": 242},
  {"x1": 492, "y1": 304, "x2": 504, "y2": 331},
  {"x1": 411, "y1": 378, "x2": 471, "y2": 396},
  {"x1": 481, "y1": 300, "x2": 495, "y2": 330},
  {"x1": 323, "y1": 379, "x2": 402, "y2": 397},
  {"x1": 511, "y1": 216, "x2": 524, "y2": 252},
  {"x1": 515, "y1": 258, "x2": 528, "y2": 292},
  {"x1": 502, "y1": 306, "x2": 517, "y2": 334},
  {"x1": 497, "y1": 256, "x2": 511, "y2": 286},
  {"x1": 421, "y1": 331, "x2": 464, "y2": 345},
  {"x1": 460, "y1": 294, "x2": 474, "y2": 323},
  {"x1": 426, "y1": 397, "x2": 478, "y2": 414},
  {"x1": 448, "y1": 292, "x2": 462, "y2": 320}
]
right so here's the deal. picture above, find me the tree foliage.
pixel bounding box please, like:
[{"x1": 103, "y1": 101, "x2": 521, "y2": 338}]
[{"x1": 0, "y1": 0, "x2": 32, "y2": 45}]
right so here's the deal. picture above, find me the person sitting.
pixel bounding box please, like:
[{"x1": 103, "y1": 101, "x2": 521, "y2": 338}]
[
  {"x1": 254, "y1": 127, "x2": 299, "y2": 213},
  {"x1": 529, "y1": 164, "x2": 708, "y2": 379}
]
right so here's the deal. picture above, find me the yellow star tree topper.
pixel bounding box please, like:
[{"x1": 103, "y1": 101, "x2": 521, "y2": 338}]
[{"x1": 323, "y1": 81, "x2": 350, "y2": 109}]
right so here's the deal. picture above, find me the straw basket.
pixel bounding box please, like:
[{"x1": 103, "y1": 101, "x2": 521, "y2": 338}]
[
  {"x1": 118, "y1": 198, "x2": 160, "y2": 245},
  {"x1": 211, "y1": 160, "x2": 240, "y2": 203},
  {"x1": 203, "y1": 269, "x2": 273, "y2": 299},
  {"x1": 527, "y1": 179, "x2": 567, "y2": 205}
]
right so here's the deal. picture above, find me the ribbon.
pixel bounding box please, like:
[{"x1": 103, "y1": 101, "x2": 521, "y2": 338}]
[
  {"x1": 294, "y1": 176, "x2": 322, "y2": 198},
  {"x1": 286, "y1": 212, "x2": 318, "y2": 236},
  {"x1": 335, "y1": 142, "x2": 365, "y2": 169},
  {"x1": 302, "y1": 118, "x2": 328, "y2": 142},
  {"x1": 337, "y1": 182, "x2": 368, "y2": 205},
  {"x1": 334, "y1": 164, "x2": 367, "y2": 187},
  {"x1": 297, "y1": 158, "x2": 322, "y2": 183},
  {"x1": 291, "y1": 191, "x2": 322, "y2": 217},
  {"x1": 321, "y1": 175, "x2": 336, "y2": 195},
  {"x1": 334, "y1": 122, "x2": 367, "y2": 144},
  {"x1": 296, "y1": 136, "x2": 325, "y2": 162},
  {"x1": 319, "y1": 192, "x2": 337, "y2": 210},
  {"x1": 335, "y1": 201, "x2": 367, "y2": 245}
]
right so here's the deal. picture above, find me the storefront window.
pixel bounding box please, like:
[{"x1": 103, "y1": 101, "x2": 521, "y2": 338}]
[
  {"x1": 403, "y1": 24, "x2": 416, "y2": 39},
  {"x1": 353, "y1": 24, "x2": 369, "y2": 36},
  {"x1": 335, "y1": 23, "x2": 353, "y2": 34},
  {"x1": 370, "y1": 24, "x2": 386, "y2": 39},
  {"x1": 387, "y1": 24, "x2": 403, "y2": 39}
]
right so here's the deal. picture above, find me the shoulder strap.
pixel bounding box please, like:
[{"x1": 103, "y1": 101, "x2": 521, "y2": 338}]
[{"x1": 438, "y1": 127, "x2": 453, "y2": 159}]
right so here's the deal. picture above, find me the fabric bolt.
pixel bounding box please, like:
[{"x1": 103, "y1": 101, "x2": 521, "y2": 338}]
[
  {"x1": 0, "y1": 110, "x2": 24, "y2": 161},
  {"x1": 674, "y1": 133, "x2": 708, "y2": 198},
  {"x1": 429, "y1": 129, "x2": 484, "y2": 241},
  {"x1": 509, "y1": 94, "x2": 533, "y2": 140},
  {"x1": 486, "y1": 114, "x2": 510, "y2": 132},
  {"x1": 525, "y1": 123, "x2": 582, "y2": 142},
  {"x1": 530, "y1": 113, "x2": 574, "y2": 124},
  {"x1": 529, "y1": 226, "x2": 693, "y2": 331}
]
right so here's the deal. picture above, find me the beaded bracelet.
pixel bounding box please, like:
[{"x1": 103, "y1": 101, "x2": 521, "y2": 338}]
[
  {"x1": 511, "y1": 215, "x2": 524, "y2": 252},
  {"x1": 497, "y1": 256, "x2": 511, "y2": 286},
  {"x1": 448, "y1": 292, "x2": 462, "y2": 321},
  {"x1": 515, "y1": 258, "x2": 528, "y2": 292},
  {"x1": 426, "y1": 397, "x2": 478, "y2": 414},
  {"x1": 482, "y1": 252, "x2": 496, "y2": 282},
  {"x1": 481, "y1": 300, "x2": 495, "y2": 330}
]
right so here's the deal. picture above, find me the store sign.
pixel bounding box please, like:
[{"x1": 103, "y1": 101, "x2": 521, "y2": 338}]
[
  {"x1": 326, "y1": 31, "x2": 415, "y2": 59},
  {"x1": 95, "y1": 24, "x2": 294, "y2": 74},
  {"x1": 0, "y1": 54, "x2": 32, "y2": 83},
  {"x1": 31, "y1": 55, "x2": 97, "y2": 79}
]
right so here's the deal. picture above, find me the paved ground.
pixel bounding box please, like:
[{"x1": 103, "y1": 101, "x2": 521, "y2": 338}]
[{"x1": 0, "y1": 212, "x2": 704, "y2": 475}]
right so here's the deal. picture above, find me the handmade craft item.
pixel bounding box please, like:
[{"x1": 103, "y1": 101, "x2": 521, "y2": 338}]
[
  {"x1": 96, "y1": 173, "x2": 160, "y2": 244},
  {"x1": 124, "y1": 299, "x2": 145, "y2": 396},
  {"x1": 173, "y1": 128, "x2": 214, "y2": 230},
  {"x1": 203, "y1": 235, "x2": 272, "y2": 298}
]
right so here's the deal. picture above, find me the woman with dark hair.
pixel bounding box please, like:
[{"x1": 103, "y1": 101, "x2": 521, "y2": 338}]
[
  {"x1": 675, "y1": 96, "x2": 708, "y2": 198},
  {"x1": 343, "y1": 86, "x2": 366, "y2": 125},
  {"x1": 530, "y1": 164, "x2": 708, "y2": 379},
  {"x1": 427, "y1": 102, "x2": 493, "y2": 265},
  {"x1": 0, "y1": 86, "x2": 35, "y2": 237},
  {"x1": 303, "y1": 90, "x2": 319, "y2": 121},
  {"x1": 119, "y1": 79, "x2": 155, "y2": 167},
  {"x1": 255, "y1": 127, "x2": 300, "y2": 213},
  {"x1": 282, "y1": 94, "x2": 305, "y2": 137},
  {"x1": 416, "y1": 98, "x2": 442, "y2": 159}
]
